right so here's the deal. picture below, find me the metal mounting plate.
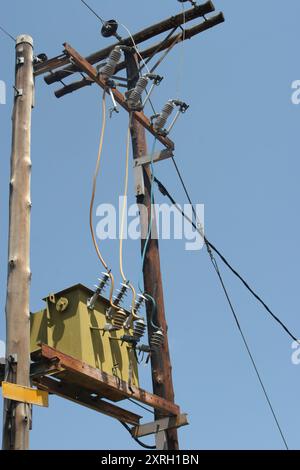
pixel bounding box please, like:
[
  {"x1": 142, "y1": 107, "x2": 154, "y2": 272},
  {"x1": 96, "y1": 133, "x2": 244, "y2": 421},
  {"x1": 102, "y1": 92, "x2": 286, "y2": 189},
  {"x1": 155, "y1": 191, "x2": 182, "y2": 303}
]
[{"x1": 133, "y1": 149, "x2": 174, "y2": 168}]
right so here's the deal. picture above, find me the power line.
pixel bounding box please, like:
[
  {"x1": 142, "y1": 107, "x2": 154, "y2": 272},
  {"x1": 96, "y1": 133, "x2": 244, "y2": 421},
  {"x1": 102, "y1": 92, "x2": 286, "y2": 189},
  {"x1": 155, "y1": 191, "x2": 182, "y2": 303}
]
[
  {"x1": 80, "y1": 0, "x2": 105, "y2": 25},
  {"x1": 140, "y1": 26, "x2": 178, "y2": 73},
  {"x1": 119, "y1": 421, "x2": 156, "y2": 450},
  {"x1": 0, "y1": 25, "x2": 15, "y2": 43},
  {"x1": 155, "y1": 168, "x2": 298, "y2": 343},
  {"x1": 208, "y1": 255, "x2": 289, "y2": 450},
  {"x1": 154, "y1": 170, "x2": 290, "y2": 449},
  {"x1": 127, "y1": 397, "x2": 155, "y2": 415}
]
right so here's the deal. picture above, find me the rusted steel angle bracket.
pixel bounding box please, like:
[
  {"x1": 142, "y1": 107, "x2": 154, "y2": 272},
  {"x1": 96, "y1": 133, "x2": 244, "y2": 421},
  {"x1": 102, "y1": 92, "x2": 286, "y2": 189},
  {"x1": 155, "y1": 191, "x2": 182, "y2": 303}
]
[
  {"x1": 131, "y1": 413, "x2": 189, "y2": 438},
  {"x1": 40, "y1": 344, "x2": 180, "y2": 416},
  {"x1": 133, "y1": 149, "x2": 173, "y2": 196},
  {"x1": 34, "y1": 375, "x2": 141, "y2": 425},
  {"x1": 134, "y1": 149, "x2": 173, "y2": 167}
]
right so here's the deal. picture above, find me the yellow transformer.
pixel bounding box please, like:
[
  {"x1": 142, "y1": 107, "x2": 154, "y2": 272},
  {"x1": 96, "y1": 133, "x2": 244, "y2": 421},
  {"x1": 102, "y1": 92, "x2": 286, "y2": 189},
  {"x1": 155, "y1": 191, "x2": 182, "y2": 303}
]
[{"x1": 30, "y1": 284, "x2": 139, "y2": 387}]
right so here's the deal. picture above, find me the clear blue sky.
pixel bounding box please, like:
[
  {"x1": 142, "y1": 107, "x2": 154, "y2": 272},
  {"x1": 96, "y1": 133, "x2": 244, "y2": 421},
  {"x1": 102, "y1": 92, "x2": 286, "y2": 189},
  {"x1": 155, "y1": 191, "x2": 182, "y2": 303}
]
[{"x1": 1, "y1": 0, "x2": 300, "y2": 450}]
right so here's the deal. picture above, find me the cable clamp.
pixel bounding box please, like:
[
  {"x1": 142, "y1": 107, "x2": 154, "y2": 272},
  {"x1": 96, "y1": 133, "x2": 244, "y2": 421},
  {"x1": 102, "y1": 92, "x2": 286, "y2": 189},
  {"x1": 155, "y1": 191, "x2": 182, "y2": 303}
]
[{"x1": 13, "y1": 86, "x2": 23, "y2": 97}]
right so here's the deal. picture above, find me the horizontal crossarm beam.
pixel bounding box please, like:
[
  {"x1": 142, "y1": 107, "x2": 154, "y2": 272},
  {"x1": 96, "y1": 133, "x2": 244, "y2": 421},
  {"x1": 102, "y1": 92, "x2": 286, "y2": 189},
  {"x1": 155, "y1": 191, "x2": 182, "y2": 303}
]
[
  {"x1": 36, "y1": 2, "x2": 216, "y2": 81},
  {"x1": 54, "y1": 12, "x2": 224, "y2": 99},
  {"x1": 63, "y1": 43, "x2": 174, "y2": 149}
]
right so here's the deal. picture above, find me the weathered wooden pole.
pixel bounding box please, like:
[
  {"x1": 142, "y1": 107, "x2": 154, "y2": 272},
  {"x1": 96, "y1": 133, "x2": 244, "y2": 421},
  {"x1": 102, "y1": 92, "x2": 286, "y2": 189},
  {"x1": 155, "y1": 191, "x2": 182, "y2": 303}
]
[
  {"x1": 2, "y1": 34, "x2": 34, "y2": 450},
  {"x1": 125, "y1": 51, "x2": 179, "y2": 450}
]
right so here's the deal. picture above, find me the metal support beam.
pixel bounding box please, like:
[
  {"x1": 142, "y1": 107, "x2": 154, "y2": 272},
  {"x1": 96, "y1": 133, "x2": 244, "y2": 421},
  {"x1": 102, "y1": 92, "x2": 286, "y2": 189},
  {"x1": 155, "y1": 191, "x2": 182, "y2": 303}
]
[
  {"x1": 34, "y1": 376, "x2": 142, "y2": 426},
  {"x1": 133, "y1": 150, "x2": 173, "y2": 197},
  {"x1": 134, "y1": 149, "x2": 174, "y2": 167},
  {"x1": 39, "y1": 344, "x2": 181, "y2": 417},
  {"x1": 131, "y1": 414, "x2": 189, "y2": 438}
]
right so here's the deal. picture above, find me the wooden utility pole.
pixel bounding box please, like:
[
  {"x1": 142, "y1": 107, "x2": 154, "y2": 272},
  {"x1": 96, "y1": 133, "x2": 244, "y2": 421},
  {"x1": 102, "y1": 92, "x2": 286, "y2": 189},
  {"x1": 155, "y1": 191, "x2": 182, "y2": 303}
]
[
  {"x1": 125, "y1": 52, "x2": 179, "y2": 450},
  {"x1": 2, "y1": 34, "x2": 34, "y2": 450}
]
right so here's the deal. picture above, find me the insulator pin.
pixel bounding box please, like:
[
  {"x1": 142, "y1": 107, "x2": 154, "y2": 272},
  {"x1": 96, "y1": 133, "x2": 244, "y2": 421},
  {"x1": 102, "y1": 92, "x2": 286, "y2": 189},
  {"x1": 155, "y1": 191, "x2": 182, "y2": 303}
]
[
  {"x1": 152, "y1": 99, "x2": 189, "y2": 135},
  {"x1": 133, "y1": 319, "x2": 147, "y2": 342},
  {"x1": 106, "y1": 283, "x2": 130, "y2": 320},
  {"x1": 134, "y1": 294, "x2": 147, "y2": 314},
  {"x1": 112, "y1": 309, "x2": 127, "y2": 330},
  {"x1": 127, "y1": 76, "x2": 149, "y2": 109},
  {"x1": 153, "y1": 100, "x2": 175, "y2": 132},
  {"x1": 87, "y1": 272, "x2": 110, "y2": 310},
  {"x1": 98, "y1": 46, "x2": 122, "y2": 80},
  {"x1": 150, "y1": 330, "x2": 164, "y2": 351}
]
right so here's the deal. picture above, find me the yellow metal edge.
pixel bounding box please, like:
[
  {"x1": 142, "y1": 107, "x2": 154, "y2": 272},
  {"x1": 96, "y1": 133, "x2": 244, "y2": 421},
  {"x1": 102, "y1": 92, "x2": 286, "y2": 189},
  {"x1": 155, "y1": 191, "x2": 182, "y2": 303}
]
[{"x1": 2, "y1": 381, "x2": 49, "y2": 407}]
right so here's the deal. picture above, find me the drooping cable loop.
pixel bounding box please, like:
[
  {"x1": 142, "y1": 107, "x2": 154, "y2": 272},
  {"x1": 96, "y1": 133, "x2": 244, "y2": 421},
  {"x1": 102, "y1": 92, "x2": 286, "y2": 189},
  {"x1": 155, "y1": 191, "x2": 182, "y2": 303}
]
[
  {"x1": 119, "y1": 116, "x2": 138, "y2": 322},
  {"x1": 89, "y1": 90, "x2": 119, "y2": 310},
  {"x1": 153, "y1": 172, "x2": 299, "y2": 344}
]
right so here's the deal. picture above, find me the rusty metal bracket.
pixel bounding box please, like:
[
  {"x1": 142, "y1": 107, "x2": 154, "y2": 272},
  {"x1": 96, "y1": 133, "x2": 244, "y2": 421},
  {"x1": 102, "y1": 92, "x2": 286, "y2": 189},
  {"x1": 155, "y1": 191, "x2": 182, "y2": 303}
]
[
  {"x1": 131, "y1": 413, "x2": 188, "y2": 449},
  {"x1": 133, "y1": 149, "x2": 173, "y2": 168},
  {"x1": 133, "y1": 149, "x2": 173, "y2": 197}
]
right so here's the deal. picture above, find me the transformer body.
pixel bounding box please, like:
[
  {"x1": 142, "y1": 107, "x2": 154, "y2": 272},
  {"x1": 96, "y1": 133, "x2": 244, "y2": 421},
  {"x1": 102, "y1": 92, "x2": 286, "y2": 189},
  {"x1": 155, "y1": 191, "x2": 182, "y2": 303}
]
[{"x1": 30, "y1": 284, "x2": 139, "y2": 388}]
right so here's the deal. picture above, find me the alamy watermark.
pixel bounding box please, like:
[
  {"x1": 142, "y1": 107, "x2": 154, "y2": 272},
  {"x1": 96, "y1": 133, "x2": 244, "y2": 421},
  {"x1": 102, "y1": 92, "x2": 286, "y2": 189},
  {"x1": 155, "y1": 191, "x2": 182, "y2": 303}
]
[
  {"x1": 95, "y1": 197, "x2": 205, "y2": 251},
  {"x1": 291, "y1": 340, "x2": 300, "y2": 365},
  {"x1": 0, "y1": 339, "x2": 5, "y2": 359},
  {"x1": 0, "y1": 80, "x2": 6, "y2": 105}
]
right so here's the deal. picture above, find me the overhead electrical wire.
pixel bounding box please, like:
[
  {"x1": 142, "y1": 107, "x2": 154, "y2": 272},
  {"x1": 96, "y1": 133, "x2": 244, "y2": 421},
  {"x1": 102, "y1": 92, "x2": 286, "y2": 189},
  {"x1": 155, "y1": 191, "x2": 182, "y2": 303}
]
[
  {"x1": 80, "y1": 0, "x2": 105, "y2": 25},
  {"x1": 138, "y1": 138, "x2": 161, "y2": 331},
  {"x1": 154, "y1": 171, "x2": 290, "y2": 449},
  {"x1": 0, "y1": 24, "x2": 16, "y2": 43},
  {"x1": 155, "y1": 169, "x2": 299, "y2": 344},
  {"x1": 89, "y1": 90, "x2": 119, "y2": 310},
  {"x1": 127, "y1": 397, "x2": 155, "y2": 415},
  {"x1": 119, "y1": 23, "x2": 150, "y2": 74},
  {"x1": 149, "y1": 34, "x2": 182, "y2": 75},
  {"x1": 90, "y1": 91, "x2": 108, "y2": 271},
  {"x1": 140, "y1": 26, "x2": 178, "y2": 73},
  {"x1": 79, "y1": 0, "x2": 150, "y2": 74},
  {"x1": 119, "y1": 421, "x2": 156, "y2": 450},
  {"x1": 119, "y1": 117, "x2": 138, "y2": 319},
  {"x1": 139, "y1": 139, "x2": 156, "y2": 281},
  {"x1": 209, "y1": 255, "x2": 289, "y2": 450},
  {"x1": 175, "y1": 3, "x2": 186, "y2": 98}
]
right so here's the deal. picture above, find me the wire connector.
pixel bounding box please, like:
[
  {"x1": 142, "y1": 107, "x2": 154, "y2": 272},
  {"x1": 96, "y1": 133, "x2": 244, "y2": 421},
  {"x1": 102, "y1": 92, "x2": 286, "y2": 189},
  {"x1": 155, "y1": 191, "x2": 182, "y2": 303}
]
[{"x1": 151, "y1": 99, "x2": 189, "y2": 136}]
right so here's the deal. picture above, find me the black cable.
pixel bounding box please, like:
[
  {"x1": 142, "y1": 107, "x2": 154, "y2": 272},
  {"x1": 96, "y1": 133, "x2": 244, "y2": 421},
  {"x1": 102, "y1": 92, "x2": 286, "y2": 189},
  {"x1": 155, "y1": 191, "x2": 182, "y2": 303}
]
[
  {"x1": 155, "y1": 172, "x2": 290, "y2": 450},
  {"x1": 209, "y1": 256, "x2": 289, "y2": 450},
  {"x1": 148, "y1": 96, "x2": 157, "y2": 116},
  {"x1": 154, "y1": 173, "x2": 298, "y2": 343},
  {"x1": 127, "y1": 397, "x2": 155, "y2": 415},
  {"x1": 119, "y1": 421, "x2": 156, "y2": 450},
  {"x1": 80, "y1": 0, "x2": 105, "y2": 25},
  {"x1": 171, "y1": 156, "x2": 197, "y2": 221},
  {"x1": 140, "y1": 26, "x2": 178, "y2": 73},
  {"x1": 0, "y1": 25, "x2": 16, "y2": 43}
]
